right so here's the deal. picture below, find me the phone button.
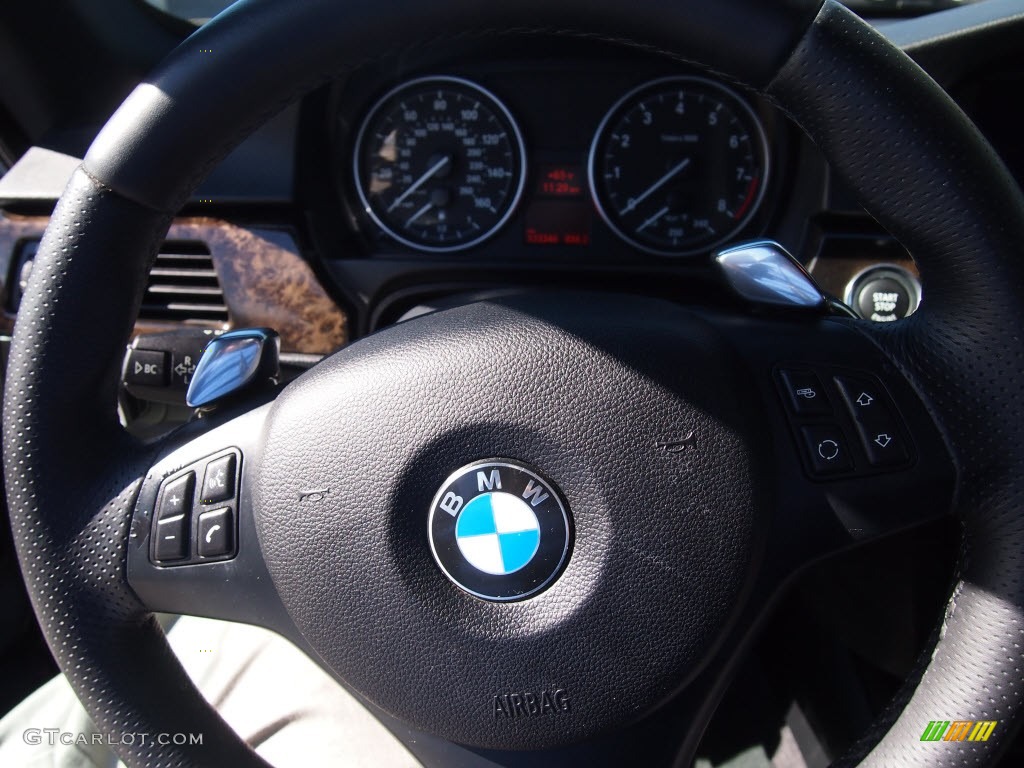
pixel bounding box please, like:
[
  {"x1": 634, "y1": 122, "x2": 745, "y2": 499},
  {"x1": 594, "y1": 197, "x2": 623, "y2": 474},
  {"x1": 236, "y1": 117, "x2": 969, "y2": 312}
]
[{"x1": 197, "y1": 508, "x2": 234, "y2": 558}]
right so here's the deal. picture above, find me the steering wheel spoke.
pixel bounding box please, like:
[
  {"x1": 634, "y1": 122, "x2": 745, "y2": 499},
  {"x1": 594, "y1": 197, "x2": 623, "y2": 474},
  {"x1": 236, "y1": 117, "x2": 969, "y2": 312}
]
[
  {"x1": 126, "y1": 404, "x2": 292, "y2": 632},
  {"x1": 709, "y1": 312, "x2": 955, "y2": 575}
]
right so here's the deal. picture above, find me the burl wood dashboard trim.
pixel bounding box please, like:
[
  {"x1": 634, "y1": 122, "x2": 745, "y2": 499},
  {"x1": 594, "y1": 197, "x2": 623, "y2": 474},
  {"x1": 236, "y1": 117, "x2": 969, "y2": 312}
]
[{"x1": 0, "y1": 214, "x2": 348, "y2": 355}]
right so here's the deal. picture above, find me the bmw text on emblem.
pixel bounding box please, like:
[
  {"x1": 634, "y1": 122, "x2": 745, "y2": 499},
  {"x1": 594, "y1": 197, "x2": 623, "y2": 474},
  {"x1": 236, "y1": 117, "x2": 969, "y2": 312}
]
[{"x1": 428, "y1": 460, "x2": 572, "y2": 601}]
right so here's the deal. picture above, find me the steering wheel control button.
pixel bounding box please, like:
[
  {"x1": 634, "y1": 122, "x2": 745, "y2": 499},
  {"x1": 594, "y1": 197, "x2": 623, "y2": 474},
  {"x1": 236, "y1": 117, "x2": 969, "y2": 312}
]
[
  {"x1": 158, "y1": 473, "x2": 194, "y2": 520},
  {"x1": 124, "y1": 349, "x2": 167, "y2": 387},
  {"x1": 153, "y1": 472, "x2": 195, "y2": 562},
  {"x1": 834, "y1": 376, "x2": 889, "y2": 418},
  {"x1": 428, "y1": 459, "x2": 571, "y2": 601},
  {"x1": 154, "y1": 516, "x2": 188, "y2": 561},
  {"x1": 845, "y1": 265, "x2": 921, "y2": 323},
  {"x1": 779, "y1": 369, "x2": 832, "y2": 416},
  {"x1": 859, "y1": 427, "x2": 910, "y2": 466},
  {"x1": 800, "y1": 425, "x2": 853, "y2": 474},
  {"x1": 835, "y1": 376, "x2": 912, "y2": 467},
  {"x1": 201, "y1": 454, "x2": 236, "y2": 504},
  {"x1": 146, "y1": 450, "x2": 242, "y2": 566},
  {"x1": 197, "y1": 508, "x2": 234, "y2": 558}
]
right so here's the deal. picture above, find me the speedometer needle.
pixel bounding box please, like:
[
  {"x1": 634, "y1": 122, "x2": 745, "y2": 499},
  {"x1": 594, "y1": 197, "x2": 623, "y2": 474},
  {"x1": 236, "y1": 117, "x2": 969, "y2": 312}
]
[
  {"x1": 405, "y1": 202, "x2": 433, "y2": 227},
  {"x1": 388, "y1": 156, "x2": 451, "y2": 212},
  {"x1": 620, "y1": 158, "x2": 690, "y2": 216},
  {"x1": 637, "y1": 206, "x2": 670, "y2": 232}
]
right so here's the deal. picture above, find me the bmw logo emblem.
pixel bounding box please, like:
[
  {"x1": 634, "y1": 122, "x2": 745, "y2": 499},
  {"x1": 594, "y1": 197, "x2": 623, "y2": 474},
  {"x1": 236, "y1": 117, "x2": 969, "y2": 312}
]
[{"x1": 428, "y1": 459, "x2": 572, "y2": 601}]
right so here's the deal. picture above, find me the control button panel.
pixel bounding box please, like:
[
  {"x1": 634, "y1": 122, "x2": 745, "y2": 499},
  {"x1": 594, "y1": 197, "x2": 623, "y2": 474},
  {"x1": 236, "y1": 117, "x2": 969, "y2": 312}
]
[
  {"x1": 149, "y1": 449, "x2": 241, "y2": 566},
  {"x1": 775, "y1": 367, "x2": 913, "y2": 480}
]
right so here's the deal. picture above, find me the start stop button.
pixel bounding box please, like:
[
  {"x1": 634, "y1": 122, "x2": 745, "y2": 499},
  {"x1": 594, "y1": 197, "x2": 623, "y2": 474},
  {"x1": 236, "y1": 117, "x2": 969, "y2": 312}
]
[{"x1": 846, "y1": 266, "x2": 921, "y2": 323}]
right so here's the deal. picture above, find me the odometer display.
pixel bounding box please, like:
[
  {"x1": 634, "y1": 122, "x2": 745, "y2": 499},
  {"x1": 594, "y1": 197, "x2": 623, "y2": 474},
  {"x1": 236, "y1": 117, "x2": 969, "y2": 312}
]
[
  {"x1": 354, "y1": 76, "x2": 526, "y2": 253},
  {"x1": 589, "y1": 77, "x2": 769, "y2": 256}
]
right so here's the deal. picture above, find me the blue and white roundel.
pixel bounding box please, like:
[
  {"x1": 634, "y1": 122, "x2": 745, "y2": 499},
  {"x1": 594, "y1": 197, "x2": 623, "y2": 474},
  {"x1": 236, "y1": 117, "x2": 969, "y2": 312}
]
[
  {"x1": 429, "y1": 459, "x2": 571, "y2": 601},
  {"x1": 455, "y1": 492, "x2": 541, "y2": 575}
]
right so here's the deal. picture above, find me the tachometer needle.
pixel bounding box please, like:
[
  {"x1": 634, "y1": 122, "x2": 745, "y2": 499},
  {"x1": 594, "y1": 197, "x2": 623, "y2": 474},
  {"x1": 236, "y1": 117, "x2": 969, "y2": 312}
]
[
  {"x1": 405, "y1": 202, "x2": 433, "y2": 227},
  {"x1": 620, "y1": 158, "x2": 690, "y2": 215},
  {"x1": 388, "y1": 156, "x2": 451, "y2": 212},
  {"x1": 638, "y1": 205, "x2": 671, "y2": 233}
]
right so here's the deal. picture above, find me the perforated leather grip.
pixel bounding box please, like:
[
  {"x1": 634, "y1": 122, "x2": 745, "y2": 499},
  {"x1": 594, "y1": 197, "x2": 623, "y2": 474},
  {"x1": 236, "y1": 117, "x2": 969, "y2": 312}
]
[{"x1": 769, "y1": 3, "x2": 1024, "y2": 765}]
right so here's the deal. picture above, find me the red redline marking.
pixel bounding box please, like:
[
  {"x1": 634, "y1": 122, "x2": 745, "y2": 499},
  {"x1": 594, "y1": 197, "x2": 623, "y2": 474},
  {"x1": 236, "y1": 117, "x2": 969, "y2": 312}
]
[{"x1": 734, "y1": 177, "x2": 759, "y2": 220}]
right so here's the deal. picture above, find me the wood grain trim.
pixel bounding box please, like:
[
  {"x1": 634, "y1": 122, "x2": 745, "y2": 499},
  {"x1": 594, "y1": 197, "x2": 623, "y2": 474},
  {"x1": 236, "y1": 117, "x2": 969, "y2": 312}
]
[
  {"x1": 0, "y1": 214, "x2": 348, "y2": 355},
  {"x1": 167, "y1": 218, "x2": 347, "y2": 354}
]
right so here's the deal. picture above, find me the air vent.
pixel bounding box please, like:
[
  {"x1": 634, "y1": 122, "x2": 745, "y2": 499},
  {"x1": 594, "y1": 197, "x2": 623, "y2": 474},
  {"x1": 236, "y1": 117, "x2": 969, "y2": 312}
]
[{"x1": 139, "y1": 240, "x2": 229, "y2": 324}]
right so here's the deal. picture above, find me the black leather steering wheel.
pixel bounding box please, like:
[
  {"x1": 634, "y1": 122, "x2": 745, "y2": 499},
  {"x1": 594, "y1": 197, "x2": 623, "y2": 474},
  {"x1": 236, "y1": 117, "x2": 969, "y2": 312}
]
[{"x1": 6, "y1": 0, "x2": 1024, "y2": 765}]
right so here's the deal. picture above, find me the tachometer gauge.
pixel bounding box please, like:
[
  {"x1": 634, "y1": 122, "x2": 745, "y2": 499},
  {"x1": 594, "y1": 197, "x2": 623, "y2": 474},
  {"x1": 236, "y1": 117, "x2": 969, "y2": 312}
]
[
  {"x1": 353, "y1": 76, "x2": 527, "y2": 253},
  {"x1": 589, "y1": 76, "x2": 769, "y2": 256}
]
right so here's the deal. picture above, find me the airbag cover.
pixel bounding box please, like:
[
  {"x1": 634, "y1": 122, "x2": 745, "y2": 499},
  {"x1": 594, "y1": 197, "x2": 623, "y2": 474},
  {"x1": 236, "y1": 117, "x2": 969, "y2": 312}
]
[{"x1": 254, "y1": 293, "x2": 763, "y2": 748}]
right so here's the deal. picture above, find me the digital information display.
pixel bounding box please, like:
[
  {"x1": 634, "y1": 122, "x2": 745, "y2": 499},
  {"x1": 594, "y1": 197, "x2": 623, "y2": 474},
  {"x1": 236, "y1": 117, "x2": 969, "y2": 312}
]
[
  {"x1": 535, "y1": 166, "x2": 585, "y2": 198},
  {"x1": 524, "y1": 165, "x2": 591, "y2": 246}
]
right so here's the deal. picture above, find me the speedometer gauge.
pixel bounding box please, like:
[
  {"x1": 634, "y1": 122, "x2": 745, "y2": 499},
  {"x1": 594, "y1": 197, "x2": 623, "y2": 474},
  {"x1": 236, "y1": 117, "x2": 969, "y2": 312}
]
[
  {"x1": 353, "y1": 76, "x2": 527, "y2": 253},
  {"x1": 589, "y1": 76, "x2": 769, "y2": 256}
]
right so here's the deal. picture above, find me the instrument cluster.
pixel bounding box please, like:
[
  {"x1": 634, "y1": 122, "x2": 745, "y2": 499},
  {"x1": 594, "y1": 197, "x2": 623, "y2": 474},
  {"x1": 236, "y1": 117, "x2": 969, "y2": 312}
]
[{"x1": 340, "y1": 59, "x2": 780, "y2": 262}]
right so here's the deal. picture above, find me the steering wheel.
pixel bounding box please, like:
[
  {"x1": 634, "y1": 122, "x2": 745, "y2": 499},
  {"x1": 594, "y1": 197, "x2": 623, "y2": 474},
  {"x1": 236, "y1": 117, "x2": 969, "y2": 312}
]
[{"x1": 6, "y1": 0, "x2": 1024, "y2": 765}]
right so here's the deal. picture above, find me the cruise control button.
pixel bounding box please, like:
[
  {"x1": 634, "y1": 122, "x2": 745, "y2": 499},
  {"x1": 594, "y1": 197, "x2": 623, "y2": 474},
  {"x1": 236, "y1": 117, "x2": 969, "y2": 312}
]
[
  {"x1": 800, "y1": 425, "x2": 853, "y2": 474},
  {"x1": 197, "y1": 508, "x2": 234, "y2": 558},
  {"x1": 201, "y1": 454, "x2": 236, "y2": 504},
  {"x1": 779, "y1": 369, "x2": 832, "y2": 416}
]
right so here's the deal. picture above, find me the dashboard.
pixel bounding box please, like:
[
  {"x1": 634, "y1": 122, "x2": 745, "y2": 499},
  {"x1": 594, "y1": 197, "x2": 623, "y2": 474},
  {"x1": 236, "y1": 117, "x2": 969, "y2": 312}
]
[
  {"x1": 322, "y1": 41, "x2": 796, "y2": 268},
  {"x1": 5, "y1": 3, "x2": 1024, "y2": 356},
  {"x1": 289, "y1": 37, "x2": 919, "y2": 334}
]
